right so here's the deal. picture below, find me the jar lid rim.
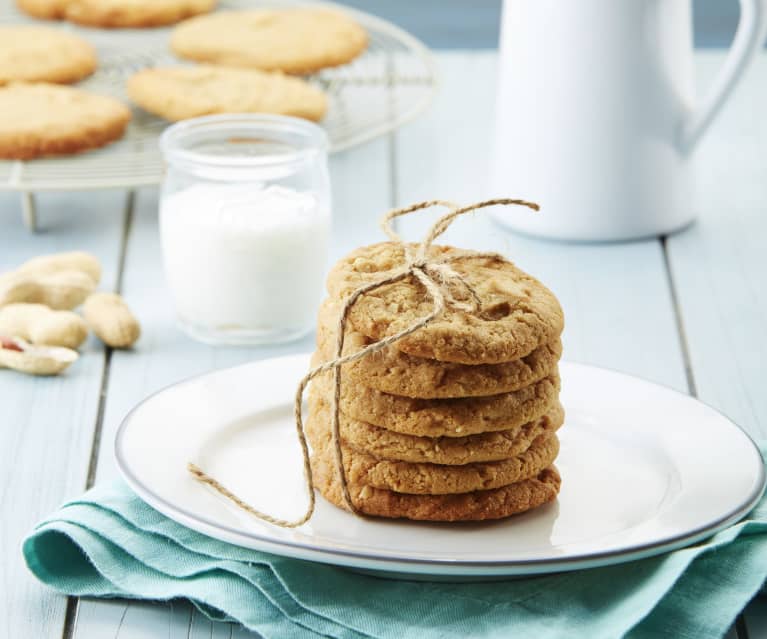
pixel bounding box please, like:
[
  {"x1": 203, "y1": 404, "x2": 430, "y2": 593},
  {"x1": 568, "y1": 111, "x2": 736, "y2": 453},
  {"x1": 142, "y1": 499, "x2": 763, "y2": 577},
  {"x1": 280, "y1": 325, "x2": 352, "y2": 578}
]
[{"x1": 159, "y1": 114, "x2": 329, "y2": 170}]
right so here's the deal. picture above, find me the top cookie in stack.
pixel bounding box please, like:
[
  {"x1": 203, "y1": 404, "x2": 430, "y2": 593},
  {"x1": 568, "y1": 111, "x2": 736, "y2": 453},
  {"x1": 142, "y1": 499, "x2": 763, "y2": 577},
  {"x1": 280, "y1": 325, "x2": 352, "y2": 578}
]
[{"x1": 307, "y1": 242, "x2": 565, "y2": 522}]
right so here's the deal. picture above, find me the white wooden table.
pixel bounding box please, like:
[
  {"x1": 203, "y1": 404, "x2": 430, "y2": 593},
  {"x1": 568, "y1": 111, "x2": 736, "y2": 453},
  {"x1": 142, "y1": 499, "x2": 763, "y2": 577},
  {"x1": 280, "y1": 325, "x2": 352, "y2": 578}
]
[{"x1": 1, "y1": 51, "x2": 765, "y2": 639}]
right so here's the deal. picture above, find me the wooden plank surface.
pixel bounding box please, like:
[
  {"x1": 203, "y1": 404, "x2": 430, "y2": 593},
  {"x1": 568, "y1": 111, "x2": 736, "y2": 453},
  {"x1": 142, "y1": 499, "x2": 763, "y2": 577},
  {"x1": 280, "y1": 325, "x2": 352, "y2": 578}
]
[
  {"x1": 72, "y1": 599, "x2": 257, "y2": 639},
  {"x1": 667, "y1": 53, "x2": 767, "y2": 440},
  {"x1": 0, "y1": 191, "x2": 127, "y2": 639}
]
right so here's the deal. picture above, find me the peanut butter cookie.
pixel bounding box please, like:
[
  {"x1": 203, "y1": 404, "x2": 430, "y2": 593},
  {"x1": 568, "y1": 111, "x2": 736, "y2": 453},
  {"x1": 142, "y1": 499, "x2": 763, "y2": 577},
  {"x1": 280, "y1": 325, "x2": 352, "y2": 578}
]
[
  {"x1": 308, "y1": 409, "x2": 559, "y2": 495},
  {"x1": 311, "y1": 448, "x2": 561, "y2": 521},
  {"x1": 317, "y1": 297, "x2": 561, "y2": 398},
  {"x1": 0, "y1": 26, "x2": 96, "y2": 86},
  {"x1": 308, "y1": 393, "x2": 564, "y2": 465},
  {"x1": 310, "y1": 353, "x2": 560, "y2": 437},
  {"x1": 127, "y1": 65, "x2": 327, "y2": 122},
  {"x1": 0, "y1": 83, "x2": 130, "y2": 159},
  {"x1": 171, "y1": 8, "x2": 368, "y2": 74},
  {"x1": 326, "y1": 242, "x2": 564, "y2": 365},
  {"x1": 17, "y1": 0, "x2": 215, "y2": 28}
]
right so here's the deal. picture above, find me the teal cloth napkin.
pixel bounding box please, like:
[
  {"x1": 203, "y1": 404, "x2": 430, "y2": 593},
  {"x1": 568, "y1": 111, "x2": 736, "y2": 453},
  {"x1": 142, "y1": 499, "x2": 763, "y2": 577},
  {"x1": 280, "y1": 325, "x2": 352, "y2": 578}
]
[{"x1": 24, "y1": 459, "x2": 767, "y2": 639}]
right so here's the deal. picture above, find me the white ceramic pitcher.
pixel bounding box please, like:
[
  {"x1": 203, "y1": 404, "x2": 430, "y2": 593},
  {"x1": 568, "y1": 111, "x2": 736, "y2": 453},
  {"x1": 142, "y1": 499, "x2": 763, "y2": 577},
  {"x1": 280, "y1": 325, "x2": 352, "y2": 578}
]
[{"x1": 490, "y1": 0, "x2": 767, "y2": 241}]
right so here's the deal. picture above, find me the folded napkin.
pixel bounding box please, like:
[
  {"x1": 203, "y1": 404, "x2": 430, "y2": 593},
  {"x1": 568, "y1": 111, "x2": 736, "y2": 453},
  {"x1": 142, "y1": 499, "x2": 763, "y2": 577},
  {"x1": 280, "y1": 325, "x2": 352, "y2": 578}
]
[{"x1": 24, "y1": 455, "x2": 767, "y2": 639}]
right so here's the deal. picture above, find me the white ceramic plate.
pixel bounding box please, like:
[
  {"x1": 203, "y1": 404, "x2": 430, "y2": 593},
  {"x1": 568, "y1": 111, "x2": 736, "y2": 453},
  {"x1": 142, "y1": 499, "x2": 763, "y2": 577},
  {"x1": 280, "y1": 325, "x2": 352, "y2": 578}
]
[{"x1": 116, "y1": 355, "x2": 765, "y2": 579}]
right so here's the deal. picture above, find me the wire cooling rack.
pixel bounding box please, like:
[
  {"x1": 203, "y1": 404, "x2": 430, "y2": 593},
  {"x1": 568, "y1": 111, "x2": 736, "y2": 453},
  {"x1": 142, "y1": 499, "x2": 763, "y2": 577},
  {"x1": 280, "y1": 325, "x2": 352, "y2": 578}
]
[{"x1": 0, "y1": 0, "x2": 436, "y2": 225}]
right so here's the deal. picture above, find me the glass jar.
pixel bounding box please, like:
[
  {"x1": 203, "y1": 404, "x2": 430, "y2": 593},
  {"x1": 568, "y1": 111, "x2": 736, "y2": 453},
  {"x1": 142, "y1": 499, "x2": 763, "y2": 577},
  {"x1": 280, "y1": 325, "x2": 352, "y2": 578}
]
[{"x1": 159, "y1": 114, "x2": 331, "y2": 345}]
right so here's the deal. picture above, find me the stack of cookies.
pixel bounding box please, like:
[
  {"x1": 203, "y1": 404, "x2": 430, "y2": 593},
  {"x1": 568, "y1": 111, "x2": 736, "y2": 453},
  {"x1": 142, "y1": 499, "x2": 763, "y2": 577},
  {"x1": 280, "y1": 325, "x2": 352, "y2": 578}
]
[{"x1": 307, "y1": 242, "x2": 565, "y2": 522}]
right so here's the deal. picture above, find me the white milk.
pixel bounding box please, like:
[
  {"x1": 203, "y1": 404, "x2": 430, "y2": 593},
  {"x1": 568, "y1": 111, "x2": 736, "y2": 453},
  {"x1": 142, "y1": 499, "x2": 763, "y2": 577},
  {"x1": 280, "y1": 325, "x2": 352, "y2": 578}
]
[{"x1": 160, "y1": 183, "x2": 330, "y2": 342}]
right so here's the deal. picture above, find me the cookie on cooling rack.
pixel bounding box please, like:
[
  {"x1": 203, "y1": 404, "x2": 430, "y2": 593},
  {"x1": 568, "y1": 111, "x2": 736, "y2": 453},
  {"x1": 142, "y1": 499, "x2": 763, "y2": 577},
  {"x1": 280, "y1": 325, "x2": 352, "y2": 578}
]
[
  {"x1": 171, "y1": 8, "x2": 368, "y2": 74},
  {"x1": 16, "y1": 0, "x2": 216, "y2": 28},
  {"x1": 127, "y1": 65, "x2": 328, "y2": 122},
  {"x1": 0, "y1": 83, "x2": 131, "y2": 160},
  {"x1": 0, "y1": 26, "x2": 96, "y2": 86}
]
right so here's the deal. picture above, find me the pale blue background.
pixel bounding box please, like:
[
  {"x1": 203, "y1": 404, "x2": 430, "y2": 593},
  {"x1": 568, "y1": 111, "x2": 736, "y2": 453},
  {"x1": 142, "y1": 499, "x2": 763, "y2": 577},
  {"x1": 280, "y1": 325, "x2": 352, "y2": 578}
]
[{"x1": 337, "y1": 0, "x2": 742, "y2": 48}]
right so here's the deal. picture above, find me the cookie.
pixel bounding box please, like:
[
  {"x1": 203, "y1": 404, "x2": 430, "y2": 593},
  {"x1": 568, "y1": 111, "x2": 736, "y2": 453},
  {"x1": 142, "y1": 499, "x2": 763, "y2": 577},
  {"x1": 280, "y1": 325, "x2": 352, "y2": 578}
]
[
  {"x1": 309, "y1": 393, "x2": 564, "y2": 465},
  {"x1": 326, "y1": 242, "x2": 564, "y2": 365},
  {"x1": 15, "y1": 0, "x2": 67, "y2": 19},
  {"x1": 171, "y1": 8, "x2": 368, "y2": 74},
  {"x1": 127, "y1": 65, "x2": 327, "y2": 122},
  {"x1": 0, "y1": 26, "x2": 97, "y2": 86},
  {"x1": 310, "y1": 353, "x2": 560, "y2": 437},
  {"x1": 312, "y1": 447, "x2": 561, "y2": 521},
  {"x1": 17, "y1": 0, "x2": 215, "y2": 28},
  {"x1": 0, "y1": 83, "x2": 131, "y2": 160},
  {"x1": 317, "y1": 297, "x2": 561, "y2": 398},
  {"x1": 308, "y1": 404, "x2": 559, "y2": 495}
]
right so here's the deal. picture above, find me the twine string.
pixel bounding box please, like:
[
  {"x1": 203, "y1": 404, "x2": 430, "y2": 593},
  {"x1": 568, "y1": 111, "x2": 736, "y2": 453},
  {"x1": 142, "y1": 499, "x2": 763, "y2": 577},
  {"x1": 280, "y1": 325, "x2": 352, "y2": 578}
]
[{"x1": 188, "y1": 198, "x2": 539, "y2": 526}]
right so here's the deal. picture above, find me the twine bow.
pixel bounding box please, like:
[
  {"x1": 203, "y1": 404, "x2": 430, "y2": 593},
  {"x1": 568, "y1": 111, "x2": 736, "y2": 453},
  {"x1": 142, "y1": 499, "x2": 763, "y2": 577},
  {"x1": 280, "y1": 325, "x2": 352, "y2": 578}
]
[{"x1": 188, "y1": 198, "x2": 539, "y2": 526}]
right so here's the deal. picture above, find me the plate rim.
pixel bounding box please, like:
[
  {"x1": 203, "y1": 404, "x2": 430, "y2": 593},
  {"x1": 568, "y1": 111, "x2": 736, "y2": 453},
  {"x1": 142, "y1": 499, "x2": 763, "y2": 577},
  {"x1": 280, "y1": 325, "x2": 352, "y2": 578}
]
[{"x1": 115, "y1": 353, "x2": 766, "y2": 576}]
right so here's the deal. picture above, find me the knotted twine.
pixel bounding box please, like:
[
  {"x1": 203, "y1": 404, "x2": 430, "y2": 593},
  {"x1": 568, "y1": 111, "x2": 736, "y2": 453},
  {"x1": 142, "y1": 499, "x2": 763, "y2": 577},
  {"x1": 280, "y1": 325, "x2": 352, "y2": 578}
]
[{"x1": 188, "y1": 198, "x2": 539, "y2": 526}]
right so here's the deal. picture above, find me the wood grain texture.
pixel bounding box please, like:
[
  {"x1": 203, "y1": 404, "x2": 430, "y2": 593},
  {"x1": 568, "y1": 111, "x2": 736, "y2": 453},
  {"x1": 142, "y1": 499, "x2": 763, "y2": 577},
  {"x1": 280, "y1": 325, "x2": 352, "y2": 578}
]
[
  {"x1": 329, "y1": 136, "x2": 393, "y2": 262},
  {"x1": 72, "y1": 599, "x2": 260, "y2": 638},
  {"x1": 0, "y1": 190, "x2": 126, "y2": 639},
  {"x1": 667, "y1": 53, "x2": 767, "y2": 439}
]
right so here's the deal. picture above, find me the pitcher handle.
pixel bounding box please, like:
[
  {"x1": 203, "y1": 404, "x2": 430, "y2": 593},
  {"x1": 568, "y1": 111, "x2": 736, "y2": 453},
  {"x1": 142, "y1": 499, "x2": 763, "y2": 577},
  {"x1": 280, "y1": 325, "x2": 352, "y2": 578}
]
[{"x1": 682, "y1": 0, "x2": 767, "y2": 151}]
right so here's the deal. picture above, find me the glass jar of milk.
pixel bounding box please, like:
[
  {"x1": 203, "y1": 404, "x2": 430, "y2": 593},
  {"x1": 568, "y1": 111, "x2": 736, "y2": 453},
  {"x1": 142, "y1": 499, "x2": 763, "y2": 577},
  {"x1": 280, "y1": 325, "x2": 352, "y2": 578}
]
[{"x1": 159, "y1": 115, "x2": 331, "y2": 345}]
